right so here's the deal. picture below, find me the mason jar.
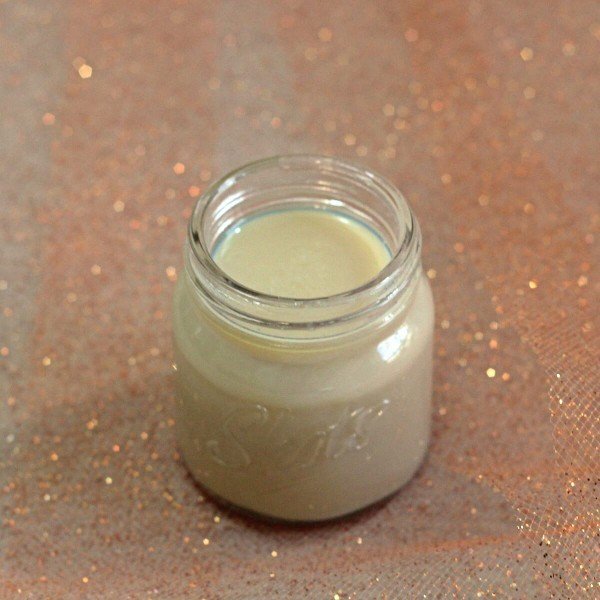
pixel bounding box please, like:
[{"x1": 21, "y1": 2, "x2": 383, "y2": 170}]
[{"x1": 173, "y1": 155, "x2": 434, "y2": 522}]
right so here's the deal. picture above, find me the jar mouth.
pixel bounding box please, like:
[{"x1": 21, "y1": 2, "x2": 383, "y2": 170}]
[{"x1": 186, "y1": 155, "x2": 421, "y2": 335}]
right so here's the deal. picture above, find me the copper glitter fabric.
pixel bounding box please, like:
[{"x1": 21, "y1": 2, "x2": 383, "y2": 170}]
[{"x1": 1, "y1": 1, "x2": 598, "y2": 598}]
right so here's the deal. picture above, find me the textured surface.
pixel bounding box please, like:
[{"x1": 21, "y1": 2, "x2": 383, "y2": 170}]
[{"x1": 1, "y1": 1, "x2": 598, "y2": 598}]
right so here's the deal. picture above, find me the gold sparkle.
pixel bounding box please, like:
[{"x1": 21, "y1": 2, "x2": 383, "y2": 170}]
[
  {"x1": 431, "y1": 100, "x2": 444, "y2": 112},
  {"x1": 112, "y1": 444, "x2": 120, "y2": 452},
  {"x1": 486, "y1": 368, "x2": 496, "y2": 378},
  {"x1": 173, "y1": 162, "x2": 185, "y2": 175},
  {"x1": 474, "y1": 331, "x2": 484, "y2": 341},
  {"x1": 440, "y1": 319, "x2": 450, "y2": 329},
  {"x1": 382, "y1": 103, "x2": 395, "y2": 117},
  {"x1": 577, "y1": 275, "x2": 588, "y2": 287},
  {"x1": 489, "y1": 339, "x2": 498, "y2": 349},
  {"x1": 105, "y1": 476, "x2": 113, "y2": 485},
  {"x1": 404, "y1": 28, "x2": 419, "y2": 43},
  {"x1": 0, "y1": 347, "x2": 9, "y2": 357},
  {"x1": 478, "y1": 194, "x2": 490, "y2": 206},
  {"x1": 318, "y1": 27, "x2": 332, "y2": 42},
  {"x1": 42, "y1": 113, "x2": 56, "y2": 125},
  {"x1": 343, "y1": 133, "x2": 356, "y2": 146},
  {"x1": 453, "y1": 242, "x2": 464, "y2": 253},
  {"x1": 82, "y1": 577, "x2": 89, "y2": 583},
  {"x1": 42, "y1": 356, "x2": 52, "y2": 366},
  {"x1": 523, "y1": 86, "x2": 536, "y2": 99},
  {"x1": 166, "y1": 266, "x2": 177, "y2": 282},
  {"x1": 502, "y1": 372, "x2": 511, "y2": 381},
  {"x1": 77, "y1": 64, "x2": 93, "y2": 79},
  {"x1": 270, "y1": 116, "x2": 282, "y2": 128},
  {"x1": 528, "y1": 280, "x2": 538, "y2": 289},
  {"x1": 203, "y1": 538, "x2": 210, "y2": 546},
  {"x1": 356, "y1": 537, "x2": 363, "y2": 544},
  {"x1": 426, "y1": 268, "x2": 437, "y2": 280},
  {"x1": 271, "y1": 550, "x2": 278, "y2": 557},
  {"x1": 441, "y1": 173, "x2": 452, "y2": 184},
  {"x1": 90, "y1": 264, "x2": 102, "y2": 275},
  {"x1": 50, "y1": 452, "x2": 59, "y2": 461},
  {"x1": 140, "y1": 431, "x2": 148, "y2": 440},
  {"x1": 304, "y1": 47, "x2": 318, "y2": 61},
  {"x1": 520, "y1": 47, "x2": 533, "y2": 61},
  {"x1": 113, "y1": 200, "x2": 125, "y2": 212},
  {"x1": 464, "y1": 77, "x2": 477, "y2": 91}
]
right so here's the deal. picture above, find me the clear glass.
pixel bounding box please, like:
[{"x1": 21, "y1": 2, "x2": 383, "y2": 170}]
[{"x1": 173, "y1": 155, "x2": 434, "y2": 521}]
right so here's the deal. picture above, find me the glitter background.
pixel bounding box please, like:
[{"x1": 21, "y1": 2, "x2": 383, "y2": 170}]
[{"x1": 1, "y1": 1, "x2": 598, "y2": 598}]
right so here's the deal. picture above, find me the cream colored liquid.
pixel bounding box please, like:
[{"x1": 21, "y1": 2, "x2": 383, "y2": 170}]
[
  {"x1": 213, "y1": 210, "x2": 391, "y2": 298},
  {"x1": 174, "y1": 209, "x2": 434, "y2": 521}
]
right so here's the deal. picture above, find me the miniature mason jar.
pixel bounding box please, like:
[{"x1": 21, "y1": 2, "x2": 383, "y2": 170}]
[{"x1": 173, "y1": 155, "x2": 434, "y2": 522}]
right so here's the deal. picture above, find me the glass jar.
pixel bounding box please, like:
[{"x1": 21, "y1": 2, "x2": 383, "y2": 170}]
[{"x1": 173, "y1": 155, "x2": 434, "y2": 522}]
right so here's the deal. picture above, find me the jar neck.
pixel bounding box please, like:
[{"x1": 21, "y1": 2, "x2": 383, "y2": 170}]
[{"x1": 184, "y1": 155, "x2": 423, "y2": 341}]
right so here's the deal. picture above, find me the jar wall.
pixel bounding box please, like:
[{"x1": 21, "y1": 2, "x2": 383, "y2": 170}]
[{"x1": 173, "y1": 269, "x2": 434, "y2": 521}]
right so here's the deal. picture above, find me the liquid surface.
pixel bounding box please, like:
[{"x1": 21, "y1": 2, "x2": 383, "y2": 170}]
[{"x1": 212, "y1": 209, "x2": 390, "y2": 299}]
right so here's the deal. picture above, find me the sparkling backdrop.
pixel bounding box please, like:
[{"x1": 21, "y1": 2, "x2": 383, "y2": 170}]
[{"x1": 1, "y1": 1, "x2": 598, "y2": 598}]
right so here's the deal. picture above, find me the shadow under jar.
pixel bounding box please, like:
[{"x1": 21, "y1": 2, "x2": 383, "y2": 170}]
[{"x1": 173, "y1": 155, "x2": 434, "y2": 522}]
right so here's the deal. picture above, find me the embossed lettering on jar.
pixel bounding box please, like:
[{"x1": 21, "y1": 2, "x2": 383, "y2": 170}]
[{"x1": 173, "y1": 155, "x2": 434, "y2": 522}]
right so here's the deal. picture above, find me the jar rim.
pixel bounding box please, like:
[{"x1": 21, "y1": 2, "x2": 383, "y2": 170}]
[{"x1": 186, "y1": 154, "x2": 422, "y2": 334}]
